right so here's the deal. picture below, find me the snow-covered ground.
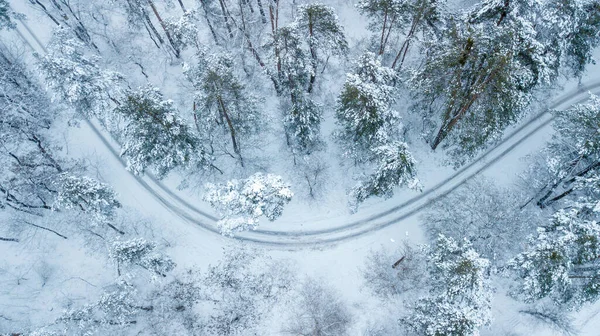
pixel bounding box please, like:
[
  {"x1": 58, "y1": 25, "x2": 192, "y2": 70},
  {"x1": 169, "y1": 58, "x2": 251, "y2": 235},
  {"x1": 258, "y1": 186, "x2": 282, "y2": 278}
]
[{"x1": 3, "y1": 0, "x2": 600, "y2": 334}]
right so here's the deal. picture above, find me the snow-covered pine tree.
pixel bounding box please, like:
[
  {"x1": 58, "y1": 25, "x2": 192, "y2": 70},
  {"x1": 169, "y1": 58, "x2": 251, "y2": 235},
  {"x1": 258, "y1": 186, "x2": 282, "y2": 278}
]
[
  {"x1": 110, "y1": 238, "x2": 176, "y2": 278},
  {"x1": 529, "y1": 94, "x2": 600, "y2": 208},
  {"x1": 356, "y1": 0, "x2": 409, "y2": 57},
  {"x1": 508, "y1": 199, "x2": 600, "y2": 309},
  {"x1": 204, "y1": 173, "x2": 293, "y2": 236},
  {"x1": 116, "y1": 85, "x2": 210, "y2": 178},
  {"x1": 283, "y1": 91, "x2": 324, "y2": 157},
  {"x1": 54, "y1": 174, "x2": 122, "y2": 224},
  {"x1": 350, "y1": 141, "x2": 419, "y2": 210},
  {"x1": 39, "y1": 26, "x2": 124, "y2": 121},
  {"x1": 184, "y1": 51, "x2": 262, "y2": 166},
  {"x1": 295, "y1": 3, "x2": 348, "y2": 93},
  {"x1": 335, "y1": 52, "x2": 399, "y2": 163},
  {"x1": 403, "y1": 235, "x2": 493, "y2": 336},
  {"x1": 164, "y1": 9, "x2": 200, "y2": 52},
  {"x1": 564, "y1": 0, "x2": 600, "y2": 78},
  {"x1": 410, "y1": 13, "x2": 555, "y2": 164},
  {"x1": 270, "y1": 25, "x2": 324, "y2": 156},
  {"x1": 357, "y1": 0, "x2": 443, "y2": 68},
  {"x1": 390, "y1": 0, "x2": 444, "y2": 69}
]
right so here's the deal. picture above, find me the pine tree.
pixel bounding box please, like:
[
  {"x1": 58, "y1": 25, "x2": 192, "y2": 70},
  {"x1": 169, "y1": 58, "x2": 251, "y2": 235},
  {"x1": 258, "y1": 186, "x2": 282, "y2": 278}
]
[
  {"x1": 283, "y1": 92, "x2": 324, "y2": 157},
  {"x1": 410, "y1": 15, "x2": 556, "y2": 163},
  {"x1": 403, "y1": 235, "x2": 493, "y2": 336},
  {"x1": 164, "y1": 9, "x2": 200, "y2": 52},
  {"x1": 564, "y1": 0, "x2": 600, "y2": 78},
  {"x1": 54, "y1": 174, "x2": 122, "y2": 224},
  {"x1": 295, "y1": 3, "x2": 348, "y2": 93},
  {"x1": 270, "y1": 25, "x2": 324, "y2": 156},
  {"x1": 39, "y1": 26, "x2": 124, "y2": 120},
  {"x1": 508, "y1": 201, "x2": 600, "y2": 309},
  {"x1": 390, "y1": 0, "x2": 443, "y2": 69},
  {"x1": 528, "y1": 94, "x2": 600, "y2": 208},
  {"x1": 357, "y1": 0, "x2": 443, "y2": 68},
  {"x1": 116, "y1": 86, "x2": 210, "y2": 178},
  {"x1": 112, "y1": 0, "x2": 182, "y2": 57},
  {"x1": 350, "y1": 141, "x2": 420, "y2": 209},
  {"x1": 335, "y1": 52, "x2": 399, "y2": 162},
  {"x1": 184, "y1": 51, "x2": 262, "y2": 166},
  {"x1": 204, "y1": 173, "x2": 293, "y2": 236}
]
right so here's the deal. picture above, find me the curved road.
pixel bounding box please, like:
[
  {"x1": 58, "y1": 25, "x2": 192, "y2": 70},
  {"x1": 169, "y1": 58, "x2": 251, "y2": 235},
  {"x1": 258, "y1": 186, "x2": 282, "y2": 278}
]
[{"x1": 13, "y1": 16, "x2": 600, "y2": 248}]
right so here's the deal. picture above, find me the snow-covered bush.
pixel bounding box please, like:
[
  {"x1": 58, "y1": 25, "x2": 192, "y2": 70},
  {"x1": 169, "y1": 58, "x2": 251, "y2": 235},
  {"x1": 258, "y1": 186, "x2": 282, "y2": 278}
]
[
  {"x1": 283, "y1": 278, "x2": 352, "y2": 336},
  {"x1": 422, "y1": 177, "x2": 541, "y2": 264},
  {"x1": 362, "y1": 242, "x2": 428, "y2": 298},
  {"x1": 204, "y1": 173, "x2": 293, "y2": 236},
  {"x1": 110, "y1": 238, "x2": 175, "y2": 278}
]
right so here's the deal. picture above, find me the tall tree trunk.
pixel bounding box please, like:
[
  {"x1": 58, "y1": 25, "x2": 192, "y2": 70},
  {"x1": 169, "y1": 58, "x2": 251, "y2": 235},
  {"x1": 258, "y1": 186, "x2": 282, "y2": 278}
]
[
  {"x1": 392, "y1": 10, "x2": 422, "y2": 69},
  {"x1": 269, "y1": 1, "x2": 281, "y2": 85},
  {"x1": 177, "y1": 0, "x2": 187, "y2": 11},
  {"x1": 218, "y1": 0, "x2": 234, "y2": 38},
  {"x1": 33, "y1": 0, "x2": 60, "y2": 25},
  {"x1": 217, "y1": 96, "x2": 243, "y2": 166},
  {"x1": 307, "y1": 13, "x2": 317, "y2": 93},
  {"x1": 146, "y1": 0, "x2": 181, "y2": 58},
  {"x1": 143, "y1": 9, "x2": 165, "y2": 46},
  {"x1": 379, "y1": 8, "x2": 388, "y2": 55},
  {"x1": 198, "y1": 0, "x2": 220, "y2": 44},
  {"x1": 58, "y1": 0, "x2": 99, "y2": 51},
  {"x1": 256, "y1": 0, "x2": 267, "y2": 23},
  {"x1": 431, "y1": 58, "x2": 504, "y2": 150}
]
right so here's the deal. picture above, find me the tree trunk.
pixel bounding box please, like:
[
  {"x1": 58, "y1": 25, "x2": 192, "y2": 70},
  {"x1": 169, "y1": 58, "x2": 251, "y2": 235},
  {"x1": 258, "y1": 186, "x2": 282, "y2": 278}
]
[
  {"x1": 256, "y1": 0, "x2": 267, "y2": 23},
  {"x1": 33, "y1": 0, "x2": 60, "y2": 26},
  {"x1": 143, "y1": 9, "x2": 165, "y2": 46},
  {"x1": 58, "y1": 0, "x2": 99, "y2": 51},
  {"x1": 147, "y1": 0, "x2": 181, "y2": 58},
  {"x1": 307, "y1": 13, "x2": 317, "y2": 93},
  {"x1": 217, "y1": 96, "x2": 244, "y2": 166},
  {"x1": 431, "y1": 52, "x2": 504, "y2": 150},
  {"x1": 536, "y1": 160, "x2": 600, "y2": 208},
  {"x1": 391, "y1": 11, "x2": 421, "y2": 69},
  {"x1": 198, "y1": 0, "x2": 220, "y2": 44},
  {"x1": 379, "y1": 8, "x2": 388, "y2": 55},
  {"x1": 218, "y1": 0, "x2": 234, "y2": 38},
  {"x1": 0, "y1": 237, "x2": 19, "y2": 242}
]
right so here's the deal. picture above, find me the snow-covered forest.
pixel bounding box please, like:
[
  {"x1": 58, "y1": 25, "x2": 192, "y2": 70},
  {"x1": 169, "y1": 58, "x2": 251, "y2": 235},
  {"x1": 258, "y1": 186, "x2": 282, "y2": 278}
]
[{"x1": 1, "y1": 0, "x2": 600, "y2": 334}]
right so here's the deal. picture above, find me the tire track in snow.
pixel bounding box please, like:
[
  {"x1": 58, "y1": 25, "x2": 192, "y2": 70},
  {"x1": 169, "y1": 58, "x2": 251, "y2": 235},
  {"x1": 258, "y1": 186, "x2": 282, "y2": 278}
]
[{"x1": 12, "y1": 17, "x2": 600, "y2": 248}]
